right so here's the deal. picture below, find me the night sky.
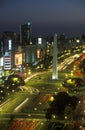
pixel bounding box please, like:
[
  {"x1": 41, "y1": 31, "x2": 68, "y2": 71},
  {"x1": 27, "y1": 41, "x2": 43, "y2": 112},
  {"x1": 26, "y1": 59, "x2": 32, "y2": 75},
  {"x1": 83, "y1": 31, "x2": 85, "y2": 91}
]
[{"x1": 0, "y1": 0, "x2": 85, "y2": 37}]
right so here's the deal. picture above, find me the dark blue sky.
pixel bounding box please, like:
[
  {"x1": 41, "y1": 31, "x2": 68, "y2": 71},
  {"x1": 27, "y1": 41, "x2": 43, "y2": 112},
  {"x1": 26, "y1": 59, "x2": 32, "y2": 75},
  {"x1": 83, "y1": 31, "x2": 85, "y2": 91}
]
[{"x1": 0, "y1": 0, "x2": 85, "y2": 36}]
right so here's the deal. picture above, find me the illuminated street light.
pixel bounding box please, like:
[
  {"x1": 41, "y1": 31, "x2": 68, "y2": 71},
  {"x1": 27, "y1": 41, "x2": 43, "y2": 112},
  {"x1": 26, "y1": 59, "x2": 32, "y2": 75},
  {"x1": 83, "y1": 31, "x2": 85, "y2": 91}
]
[
  {"x1": 76, "y1": 39, "x2": 80, "y2": 43},
  {"x1": 28, "y1": 69, "x2": 31, "y2": 75}
]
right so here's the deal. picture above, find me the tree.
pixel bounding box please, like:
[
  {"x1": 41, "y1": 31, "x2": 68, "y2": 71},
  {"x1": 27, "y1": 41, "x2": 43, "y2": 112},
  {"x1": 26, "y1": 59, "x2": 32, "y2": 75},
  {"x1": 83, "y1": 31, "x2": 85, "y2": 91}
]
[
  {"x1": 45, "y1": 92, "x2": 79, "y2": 120},
  {"x1": 51, "y1": 92, "x2": 70, "y2": 115},
  {"x1": 62, "y1": 78, "x2": 84, "y2": 92},
  {"x1": 4, "y1": 74, "x2": 25, "y2": 92},
  {"x1": 69, "y1": 96, "x2": 79, "y2": 110},
  {"x1": 0, "y1": 86, "x2": 6, "y2": 101},
  {"x1": 45, "y1": 108, "x2": 52, "y2": 121}
]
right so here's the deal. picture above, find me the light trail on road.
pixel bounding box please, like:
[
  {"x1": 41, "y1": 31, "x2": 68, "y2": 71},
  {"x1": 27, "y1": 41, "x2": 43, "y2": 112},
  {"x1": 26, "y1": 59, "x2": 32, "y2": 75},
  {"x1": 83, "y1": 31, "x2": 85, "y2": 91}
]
[
  {"x1": 58, "y1": 55, "x2": 75, "y2": 71},
  {"x1": 0, "y1": 92, "x2": 30, "y2": 113},
  {"x1": 9, "y1": 119, "x2": 42, "y2": 130},
  {"x1": 0, "y1": 98, "x2": 11, "y2": 112},
  {"x1": 14, "y1": 98, "x2": 29, "y2": 112}
]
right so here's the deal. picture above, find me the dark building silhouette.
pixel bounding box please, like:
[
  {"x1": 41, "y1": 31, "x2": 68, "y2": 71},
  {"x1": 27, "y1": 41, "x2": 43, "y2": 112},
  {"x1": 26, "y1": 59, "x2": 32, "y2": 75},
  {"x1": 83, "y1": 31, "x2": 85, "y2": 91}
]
[{"x1": 20, "y1": 20, "x2": 31, "y2": 45}]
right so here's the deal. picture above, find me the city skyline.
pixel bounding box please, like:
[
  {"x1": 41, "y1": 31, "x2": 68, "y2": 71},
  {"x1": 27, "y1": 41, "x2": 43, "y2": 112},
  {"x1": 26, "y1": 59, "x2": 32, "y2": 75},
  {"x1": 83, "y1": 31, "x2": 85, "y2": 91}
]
[{"x1": 0, "y1": 0, "x2": 85, "y2": 37}]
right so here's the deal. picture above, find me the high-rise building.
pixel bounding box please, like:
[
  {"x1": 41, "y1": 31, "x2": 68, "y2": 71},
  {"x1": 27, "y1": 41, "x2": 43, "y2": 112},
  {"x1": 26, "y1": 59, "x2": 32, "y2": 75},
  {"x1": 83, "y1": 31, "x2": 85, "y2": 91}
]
[
  {"x1": 1, "y1": 31, "x2": 18, "y2": 73},
  {"x1": 3, "y1": 31, "x2": 17, "y2": 52},
  {"x1": 20, "y1": 20, "x2": 31, "y2": 45}
]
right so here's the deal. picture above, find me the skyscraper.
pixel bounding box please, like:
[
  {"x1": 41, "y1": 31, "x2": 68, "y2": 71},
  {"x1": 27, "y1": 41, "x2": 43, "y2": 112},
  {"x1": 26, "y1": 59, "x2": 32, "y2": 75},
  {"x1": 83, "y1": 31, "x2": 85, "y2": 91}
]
[{"x1": 20, "y1": 20, "x2": 31, "y2": 45}]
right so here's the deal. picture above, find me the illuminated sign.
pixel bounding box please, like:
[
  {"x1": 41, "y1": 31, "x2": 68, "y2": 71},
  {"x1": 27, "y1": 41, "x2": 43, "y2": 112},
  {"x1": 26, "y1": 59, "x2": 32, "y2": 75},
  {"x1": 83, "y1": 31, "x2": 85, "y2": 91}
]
[
  {"x1": 37, "y1": 50, "x2": 40, "y2": 58},
  {"x1": 4, "y1": 52, "x2": 11, "y2": 70},
  {"x1": 15, "y1": 53, "x2": 22, "y2": 65},
  {"x1": 0, "y1": 57, "x2": 3, "y2": 66},
  {"x1": 8, "y1": 40, "x2": 12, "y2": 50},
  {"x1": 38, "y1": 38, "x2": 42, "y2": 44}
]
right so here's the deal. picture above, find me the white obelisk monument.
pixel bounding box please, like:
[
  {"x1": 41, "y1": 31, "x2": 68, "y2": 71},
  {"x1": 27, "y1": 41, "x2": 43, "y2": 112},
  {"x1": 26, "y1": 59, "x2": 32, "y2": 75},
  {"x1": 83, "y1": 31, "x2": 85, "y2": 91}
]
[{"x1": 52, "y1": 33, "x2": 58, "y2": 80}]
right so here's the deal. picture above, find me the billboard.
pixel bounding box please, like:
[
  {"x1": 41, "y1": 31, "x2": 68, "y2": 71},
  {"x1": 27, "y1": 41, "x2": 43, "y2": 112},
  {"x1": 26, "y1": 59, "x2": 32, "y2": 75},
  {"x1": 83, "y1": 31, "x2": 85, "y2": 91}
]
[
  {"x1": 15, "y1": 53, "x2": 22, "y2": 66},
  {"x1": 37, "y1": 50, "x2": 40, "y2": 58},
  {"x1": 8, "y1": 40, "x2": 12, "y2": 50},
  {"x1": 38, "y1": 38, "x2": 42, "y2": 44},
  {"x1": 4, "y1": 52, "x2": 11, "y2": 70},
  {"x1": 0, "y1": 57, "x2": 3, "y2": 66}
]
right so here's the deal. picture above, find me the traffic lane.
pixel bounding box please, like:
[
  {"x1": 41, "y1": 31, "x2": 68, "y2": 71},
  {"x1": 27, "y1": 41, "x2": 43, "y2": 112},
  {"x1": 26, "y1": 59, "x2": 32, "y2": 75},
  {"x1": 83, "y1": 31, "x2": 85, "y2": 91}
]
[
  {"x1": 9, "y1": 119, "x2": 40, "y2": 130},
  {"x1": 0, "y1": 93, "x2": 51, "y2": 119},
  {"x1": 24, "y1": 94, "x2": 52, "y2": 112},
  {"x1": 0, "y1": 93, "x2": 28, "y2": 113},
  {"x1": 0, "y1": 91, "x2": 38, "y2": 118}
]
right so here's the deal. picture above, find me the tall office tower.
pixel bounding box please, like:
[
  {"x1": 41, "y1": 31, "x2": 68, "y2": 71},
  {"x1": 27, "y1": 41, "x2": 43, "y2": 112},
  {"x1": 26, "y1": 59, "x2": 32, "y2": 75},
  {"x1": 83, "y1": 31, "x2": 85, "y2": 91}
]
[
  {"x1": 3, "y1": 31, "x2": 17, "y2": 52},
  {"x1": 20, "y1": 20, "x2": 31, "y2": 45},
  {"x1": 52, "y1": 33, "x2": 58, "y2": 80}
]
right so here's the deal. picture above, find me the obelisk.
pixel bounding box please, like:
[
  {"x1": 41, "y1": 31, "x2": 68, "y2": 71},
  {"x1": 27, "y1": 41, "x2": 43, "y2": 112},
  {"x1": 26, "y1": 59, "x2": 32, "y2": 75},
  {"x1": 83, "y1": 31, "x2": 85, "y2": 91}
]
[{"x1": 52, "y1": 33, "x2": 58, "y2": 80}]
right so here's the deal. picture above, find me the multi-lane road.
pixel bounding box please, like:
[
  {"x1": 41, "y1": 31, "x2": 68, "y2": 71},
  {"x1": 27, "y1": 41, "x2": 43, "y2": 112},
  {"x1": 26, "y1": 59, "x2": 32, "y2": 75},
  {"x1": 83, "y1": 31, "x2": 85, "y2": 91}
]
[
  {"x1": 0, "y1": 91, "x2": 53, "y2": 130},
  {"x1": 0, "y1": 51, "x2": 85, "y2": 130}
]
